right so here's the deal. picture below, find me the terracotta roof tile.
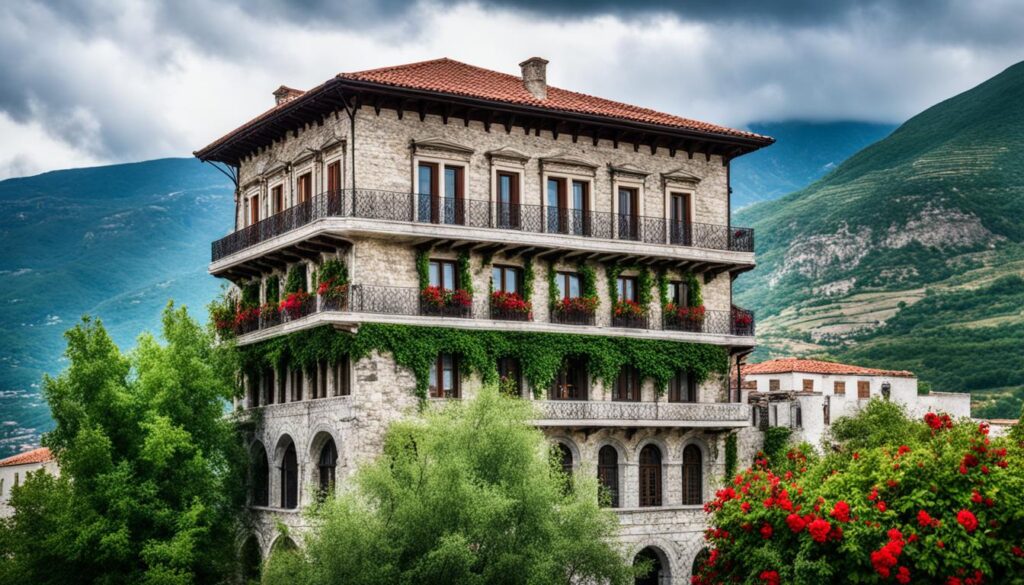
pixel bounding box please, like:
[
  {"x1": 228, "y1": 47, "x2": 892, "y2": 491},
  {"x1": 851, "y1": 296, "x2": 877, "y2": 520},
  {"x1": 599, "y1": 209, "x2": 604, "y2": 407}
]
[
  {"x1": 0, "y1": 447, "x2": 52, "y2": 467},
  {"x1": 339, "y1": 58, "x2": 768, "y2": 141},
  {"x1": 743, "y1": 358, "x2": 915, "y2": 378}
]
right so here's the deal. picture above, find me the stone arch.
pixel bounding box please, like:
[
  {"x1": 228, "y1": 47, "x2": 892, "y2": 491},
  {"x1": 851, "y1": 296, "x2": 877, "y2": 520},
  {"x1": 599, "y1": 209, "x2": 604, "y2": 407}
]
[
  {"x1": 548, "y1": 435, "x2": 581, "y2": 472},
  {"x1": 268, "y1": 534, "x2": 298, "y2": 559},
  {"x1": 638, "y1": 443, "x2": 664, "y2": 507},
  {"x1": 680, "y1": 436, "x2": 713, "y2": 505},
  {"x1": 632, "y1": 544, "x2": 673, "y2": 585},
  {"x1": 308, "y1": 429, "x2": 339, "y2": 501},
  {"x1": 634, "y1": 435, "x2": 672, "y2": 464},
  {"x1": 593, "y1": 434, "x2": 632, "y2": 463},
  {"x1": 239, "y1": 534, "x2": 263, "y2": 583},
  {"x1": 273, "y1": 434, "x2": 299, "y2": 510},
  {"x1": 249, "y1": 440, "x2": 270, "y2": 507},
  {"x1": 596, "y1": 443, "x2": 622, "y2": 508}
]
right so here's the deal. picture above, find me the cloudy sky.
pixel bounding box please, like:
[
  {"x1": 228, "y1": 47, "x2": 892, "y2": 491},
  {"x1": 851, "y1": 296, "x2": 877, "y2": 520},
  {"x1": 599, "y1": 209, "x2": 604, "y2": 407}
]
[{"x1": 1, "y1": 0, "x2": 1022, "y2": 179}]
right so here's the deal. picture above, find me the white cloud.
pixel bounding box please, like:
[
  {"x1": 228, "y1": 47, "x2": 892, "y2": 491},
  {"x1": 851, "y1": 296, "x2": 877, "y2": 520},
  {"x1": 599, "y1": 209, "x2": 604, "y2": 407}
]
[{"x1": 0, "y1": 0, "x2": 1021, "y2": 180}]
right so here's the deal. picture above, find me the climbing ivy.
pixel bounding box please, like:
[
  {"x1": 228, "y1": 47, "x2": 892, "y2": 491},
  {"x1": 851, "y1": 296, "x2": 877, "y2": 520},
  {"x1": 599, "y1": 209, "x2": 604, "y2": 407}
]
[
  {"x1": 237, "y1": 324, "x2": 729, "y2": 402},
  {"x1": 285, "y1": 264, "x2": 307, "y2": 294},
  {"x1": 315, "y1": 258, "x2": 349, "y2": 288},
  {"x1": 415, "y1": 248, "x2": 430, "y2": 290},
  {"x1": 458, "y1": 250, "x2": 474, "y2": 296},
  {"x1": 657, "y1": 269, "x2": 670, "y2": 308},
  {"x1": 579, "y1": 262, "x2": 599, "y2": 302},
  {"x1": 522, "y1": 256, "x2": 535, "y2": 304},
  {"x1": 607, "y1": 263, "x2": 653, "y2": 313},
  {"x1": 265, "y1": 275, "x2": 280, "y2": 306},
  {"x1": 686, "y1": 273, "x2": 703, "y2": 307},
  {"x1": 240, "y1": 280, "x2": 261, "y2": 308},
  {"x1": 724, "y1": 432, "x2": 738, "y2": 479},
  {"x1": 547, "y1": 262, "x2": 559, "y2": 308}
]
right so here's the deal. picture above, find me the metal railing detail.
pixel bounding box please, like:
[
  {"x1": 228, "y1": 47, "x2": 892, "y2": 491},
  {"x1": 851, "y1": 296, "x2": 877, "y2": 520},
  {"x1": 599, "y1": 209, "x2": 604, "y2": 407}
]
[
  {"x1": 537, "y1": 400, "x2": 749, "y2": 423},
  {"x1": 212, "y1": 189, "x2": 755, "y2": 261}
]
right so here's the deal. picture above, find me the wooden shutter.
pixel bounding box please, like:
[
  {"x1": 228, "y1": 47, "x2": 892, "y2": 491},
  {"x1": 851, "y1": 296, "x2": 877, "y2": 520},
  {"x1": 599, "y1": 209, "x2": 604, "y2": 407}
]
[
  {"x1": 834, "y1": 381, "x2": 846, "y2": 395},
  {"x1": 857, "y1": 381, "x2": 870, "y2": 399},
  {"x1": 802, "y1": 379, "x2": 814, "y2": 392}
]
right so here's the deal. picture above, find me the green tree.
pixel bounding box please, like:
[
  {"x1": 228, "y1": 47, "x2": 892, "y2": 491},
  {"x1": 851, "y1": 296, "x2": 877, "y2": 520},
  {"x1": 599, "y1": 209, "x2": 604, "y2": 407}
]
[
  {"x1": 263, "y1": 386, "x2": 638, "y2": 585},
  {"x1": 0, "y1": 304, "x2": 246, "y2": 585}
]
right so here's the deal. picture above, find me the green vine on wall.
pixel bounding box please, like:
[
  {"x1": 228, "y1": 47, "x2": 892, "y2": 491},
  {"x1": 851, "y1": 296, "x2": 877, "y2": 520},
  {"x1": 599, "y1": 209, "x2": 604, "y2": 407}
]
[
  {"x1": 285, "y1": 264, "x2": 307, "y2": 294},
  {"x1": 607, "y1": 263, "x2": 653, "y2": 313},
  {"x1": 415, "y1": 248, "x2": 431, "y2": 290},
  {"x1": 547, "y1": 262, "x2": 558, "y2": 308},
  {"x1": 457, "y1": 250, "x2": 474, "y2": 296},
  {"x1": 686, "y1": 273, "x2": 703, "y2": 307},
  {"x1": 522, "y1": 256, "x2": 535, "y2": 305},
  {"x1": 315, "y1": 258, "x2": 349, "y2": 289},
  {"x1": 579, "y1": 262, "x2": 598, "y2": 303},
  {"x1": 237, "y1": 324, "x2": 729, "y2": 402},
  {"x1": 724, "y1": 433, "x2": 738, "y2": 480},
  {"x1": 265, "y1": 275, "x2": 280, "y2": 306},
  {"x1": 657, "y1": 269, "x2": 670, "y2": 308},
  {"x1": 240, "y1": 280, "x2": 261, "y2": 308}
]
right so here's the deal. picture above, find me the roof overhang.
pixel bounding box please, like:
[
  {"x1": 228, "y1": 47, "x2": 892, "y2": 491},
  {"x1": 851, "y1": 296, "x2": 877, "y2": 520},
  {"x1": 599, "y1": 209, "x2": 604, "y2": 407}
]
[{"x1": 194, "y1": 77, "x2": 775, "y2": 167}]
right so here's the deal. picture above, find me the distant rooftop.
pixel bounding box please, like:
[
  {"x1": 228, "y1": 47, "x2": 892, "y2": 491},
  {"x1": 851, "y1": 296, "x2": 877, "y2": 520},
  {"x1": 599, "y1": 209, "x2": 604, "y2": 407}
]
[
  {"x1": 744, "y1": 358, "x2": 915, "y2": 378},
  {"x1": 0, "y1": 447, "x2": 52, "y2": 467}
]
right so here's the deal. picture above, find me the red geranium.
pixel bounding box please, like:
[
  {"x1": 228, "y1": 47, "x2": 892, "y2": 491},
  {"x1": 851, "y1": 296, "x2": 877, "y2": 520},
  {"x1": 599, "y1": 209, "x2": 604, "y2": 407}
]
[
  {"x1": 279, "y1": 291, "x2": 310, "y2": 319},
  {"x1": 957, "y1": 509, "x2": 978, "y2": 533},
  {"x1": 613, "y1": 299, "x2": 646, "y2": 318},
  {"x1": 807, "y1": 518, "x2": 832, "y2": 543},
  {"x1": 830, "y1": 501, "x2": 851, "y2": 523},
  {"x1": 490, "y1": 290, "x2": 531, "y2": 313}
]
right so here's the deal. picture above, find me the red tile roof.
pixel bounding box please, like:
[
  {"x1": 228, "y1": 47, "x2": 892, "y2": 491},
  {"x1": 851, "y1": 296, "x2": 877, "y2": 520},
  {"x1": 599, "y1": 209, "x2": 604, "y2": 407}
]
[
  {"x1": 339, "y1": 58, "x2": 768, "y2": 141},
  {"x1": 196, "y1": 58, "x2": 772, "y2": 162},
  {"x1": 743, "y1": 358, "x2": 915, "y2": 378},
  {"x1": 0, "y1": 447, "x2": 52, "y2": 467}
]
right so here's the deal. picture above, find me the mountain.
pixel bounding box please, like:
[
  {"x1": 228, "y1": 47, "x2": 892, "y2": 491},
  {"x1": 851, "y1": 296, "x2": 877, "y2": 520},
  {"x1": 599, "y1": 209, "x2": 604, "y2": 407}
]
[
  {"x1": 0, "y1": 158, "x2": 233, "y2": 457},
  {"x1": 735, "y1": 61, "x2": 1024, "y2": 418},
  {"x1": 730, "y1": 121, "x2": 897, "y2": 208}
]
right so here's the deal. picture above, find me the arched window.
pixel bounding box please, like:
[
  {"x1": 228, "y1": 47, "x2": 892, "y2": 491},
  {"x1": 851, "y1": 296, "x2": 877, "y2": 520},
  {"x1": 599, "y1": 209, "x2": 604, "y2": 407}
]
[
  {"x1": 280, "y1": 442, "x2": 298, "y2": 509},
  {"x1": 639, "y1": 445, "x2": 662, "y2": 507},
  {"x1": 682, "y1": 444, "x2": 703, "y2": 505},
  {"x1": 556, "y1": 443, "x2": 573, "y2": 476},
  {"x1": 318, "y1": 438, "x2": 337, "y2": 496},
  {"x1": 251, "y1": 443, "x2": 269, "y2": 507},
  {"x1": 634, "y1": 546, "x2": 669, "y2": 585},
  {"x1": 598, "y1": 446, "x2": 619, "y2": 508},
  {"x1": 241, "y1": 536, "x2": 262, "y2": 582}
]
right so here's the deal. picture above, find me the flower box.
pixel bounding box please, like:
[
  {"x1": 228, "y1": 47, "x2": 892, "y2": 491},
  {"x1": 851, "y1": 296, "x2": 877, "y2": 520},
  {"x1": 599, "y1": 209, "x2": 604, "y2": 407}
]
[
  {"x1": 318, "y1": 279, "x2": 350, "y2": 311},
  {"x1": 551, "y1": 296, "x2": 598, "y2": 326},
  {"x1": 233, "y1": 306, "x2": 261, "y2": 335},
  {"x1": 279, "y1": 291, "x2": 311, "y2": 321},
  {"x1": 419, "y1": 286, "x2": 473, "y2": 318},
  {"x1": 490, "y1": 291, "x2": 532, "y2": 321},
  {"x1": 664, "y1": 303, "x2": 706, "y2": 332}
]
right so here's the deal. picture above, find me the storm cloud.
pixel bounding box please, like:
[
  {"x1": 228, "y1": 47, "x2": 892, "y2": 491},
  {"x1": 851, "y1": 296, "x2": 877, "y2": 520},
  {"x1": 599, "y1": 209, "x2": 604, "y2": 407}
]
[{"x1": 1, "y1": 0, "x2": 1022, "y2": 179}]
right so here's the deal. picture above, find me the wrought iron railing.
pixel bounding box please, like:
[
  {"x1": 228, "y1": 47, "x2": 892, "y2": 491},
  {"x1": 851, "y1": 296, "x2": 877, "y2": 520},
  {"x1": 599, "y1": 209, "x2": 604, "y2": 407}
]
[
  {"x1": 550, "y1": 307, "x2": 597, "y2": 326},
  {"x1": 212, "y1": 189, "x2": 755, "y2": 260},
  {"x1": 611, "y1": 314, "x2": 649, "y2": 329},
  {"x1": 536, "y1": 401, "x2": 750, "y2": 423},
  {"x1": 490, "y1": 304, "x2": 533, "y2": 322},
  {"x1": 662, "y1": 309, "x2": 755, "y2": 336}
]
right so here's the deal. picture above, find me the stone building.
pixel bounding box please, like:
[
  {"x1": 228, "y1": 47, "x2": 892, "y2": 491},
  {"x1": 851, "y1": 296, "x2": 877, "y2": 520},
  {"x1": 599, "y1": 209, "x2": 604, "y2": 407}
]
[
  {"x1": 0, "y1": 447, "x2": 57, "y2": 518},
  {"x1": 195, "y1": 57, "x2": 774, "y2": 584},
  {"x1": 743, "y1": 358, "x2": 972, "y2": 448}
]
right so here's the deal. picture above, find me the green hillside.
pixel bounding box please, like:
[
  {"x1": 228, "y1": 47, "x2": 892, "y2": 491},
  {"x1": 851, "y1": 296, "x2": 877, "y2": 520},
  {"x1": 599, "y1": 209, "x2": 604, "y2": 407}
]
[
  {"x1": 735, "y1": 61, "x2": 1024, "y2": 418},
  {"x1": 0, "y1": 158, "x2": 233, "y2": 457}
]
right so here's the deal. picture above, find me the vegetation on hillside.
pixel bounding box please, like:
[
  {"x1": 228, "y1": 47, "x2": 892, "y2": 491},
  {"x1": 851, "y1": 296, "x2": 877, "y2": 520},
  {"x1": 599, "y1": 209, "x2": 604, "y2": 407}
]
[
  {"x1": 0, "y1": 305, "x2": 246, "y2": 585},
  {"x1": 262, "y1": 386, "x2": 638, "y2": 585},
  {"x1": 696, "y1": 401, "x2": 1024, "y2": 584}
]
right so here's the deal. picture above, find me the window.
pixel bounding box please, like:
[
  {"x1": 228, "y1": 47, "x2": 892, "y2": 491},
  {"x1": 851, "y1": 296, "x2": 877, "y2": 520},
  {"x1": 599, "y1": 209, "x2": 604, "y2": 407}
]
[
  {"x1": 248, "y1": 193, "x2": 260, "y2": 226},
  {"x1": 291, "y1": 368, "x2": 304, "y2": 401},
  {"x1": 570, "y1": 180, "x2": 589, "y2": 235},
  {"x1": 668, "y1": 281, "x2": 688, "y2": 306},
  {"x1": 428, "y1": 259, "x2": 458, "y2": 290},
  {"x1": 496, "y1": 171, "x2": 520, "y2": 228},
  {"x1": 546, "y1": 177, "x2": 565, "y2": 233},
  {"x1": 668, "y1": 371, "x2": 697, "y2": 403},
  {"x1": 429, "y1": 353, "x2": 459, "y2": 398},
  {"x1": 771, "y1": 405, "x2": 778, "y2": 425},
  {"x1": 327, "y1": 161, "x2": 341, "y2": 194},
  {"x1": 314, "y1": 361, "x2": 328, "y2": 399},
  {"x1": 272, "y1": 185, "x2": 284, "y2": 215},
  {"x1": 554, "y1": 272, "x2": 581, "y2": 300},
  {"x1": 248, "y1": 374, "x2": 260, "y2": 408},
  {"x1": 834, "y1": 381, "x2": 846, "y2": 396},
  {"x1": 418, "y1": 162, "x2": 464, "y2": 224},
  {"x1": 252, "y1": 443, "x2": 269, "y2": 506},
  {"x1": 617, "y1": 186, "x2": 639, "y2": 240},
  {"x1": 858, "y1": 381, "x2": 870, "y2": 399},
  {"x1": 332, "y1": 359, "x2": 350, "y2": 397},
  {"x1": 682, "y1": 444, "x2": 703, "y2": 505},
  {"x1": 261, "y1": 368, "x2": 275, "y2": 405},
  {"x1": 280, "y1": 442, "x2": 298, "y2": 509},
  {"x1": 497, "y1": 357, "x2": 522, "y2": 396},
  {"x1": 318, "y1": 439, "x2": 337, "y2": 497},
  {"x1": 550, "y1": 356, "x2": 587, "y2": 400},
  {"x1": 297, "y1": 172, "x2": 312, "y2": 204},
  {"x1": 616, "y1": 276, "x2": 637, "y2": 303},
  {"x1": 13, "y1": 473, "x2": 19, "y2": 489},
  {"x1": 598, "y1": 446, "x2": 619, "y2": 508},
  {"x1": 669, "y1": 192, "x2": 692, "y2": 244},
  {"x1": 802, "y1": 379, "x2": 814, "y2": 392},
  {"x1": 794, "y1": 404, "x2": 803, "y2": 428},
  {"x1": 639, "y1": 445, "x2": 662, "y2": 507},
  {"x1": 492, "y1": 265, "x2": 522, "y2": 295},
  {"x1": 768, "y1": 379, "x2": 780, "y2": 392},
  {"x1": 824, "y1": 396, "x2": 831, "y2": 425},
  {"x1": 614, "y1": 366, "x2": 640, "y2": 401},
  {"x1": 556, "y1": 443, "x2": 573, "y2": 476},
  {"x1": 278, "y1": 371, "x2": 286, "y2": 404}
]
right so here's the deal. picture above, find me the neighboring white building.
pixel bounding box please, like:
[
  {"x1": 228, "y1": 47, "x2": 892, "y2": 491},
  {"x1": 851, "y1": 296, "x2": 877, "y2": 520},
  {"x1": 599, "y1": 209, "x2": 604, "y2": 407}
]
[
  {"x1": 0, "y1": 447, "x2": 57, "y2": 517},
  {"x1": 742, "y1": 358, "x2": 971, "y2": 448}
]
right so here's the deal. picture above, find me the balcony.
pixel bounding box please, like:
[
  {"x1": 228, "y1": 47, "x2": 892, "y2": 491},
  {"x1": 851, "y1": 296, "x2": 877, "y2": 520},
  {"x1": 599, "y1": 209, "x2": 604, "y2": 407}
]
[
  {"x1": 534, "y1": 400, "x2": 750, "y2": 428},
  {"x1": 212, "y1": 189, "x2": 755, "y2": 262},
  {"x1": 228, "y1": 284, "x2": 756, "y2": 347}
]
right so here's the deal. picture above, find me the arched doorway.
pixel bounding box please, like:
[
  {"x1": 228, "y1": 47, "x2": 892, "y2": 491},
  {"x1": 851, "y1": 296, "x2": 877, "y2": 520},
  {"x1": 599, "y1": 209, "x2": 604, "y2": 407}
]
[
  {"x1": 251, "y1": 442, "x2": 269, "y2": 507},
  {"x1": 597, "y1": 445, "x2": 619, "y2": 508},
  {"x1": 639, "y1": 445, "x2": 662, "y2": 507},
  {"x1": 634, "y1": 546, "x2": 670, "y2": 585},
  {"x1": 280, "y1": 440, "x2": 298, "y2": 509},
  {"x1": 240, "y1": 535, "x2": 262, "y2": 584},
  {"x1": 682, "y1": 444, "x2": 703, "y2": 505},
  {"x1": 318, "y1": 438, "x2": 338, "y2": 497}
]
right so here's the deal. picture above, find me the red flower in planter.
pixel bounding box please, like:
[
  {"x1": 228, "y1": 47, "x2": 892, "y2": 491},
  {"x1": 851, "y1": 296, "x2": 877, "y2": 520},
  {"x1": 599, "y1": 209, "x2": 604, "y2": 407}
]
[
  {"x1": 557, "y1": 296, "x2": 598, "y2": 314},
  {"x1": 450, "y1": 288, "x2": 473, "y2": 308},
  {"x1": 613, "y1": 299, "x2": 646, "y2": 318},
  {"x1": 957, "y1": 509, "x2": 978, "y2": 533},
  {"x1": 420, "y1": 286, "x2": 447, "y2": 308},
  {"x1": 491, "y1": 291, "x2": 531, "y2": 313},
  {"x1": 279, "y1": 291, "x2": 310, "y2": 319}
]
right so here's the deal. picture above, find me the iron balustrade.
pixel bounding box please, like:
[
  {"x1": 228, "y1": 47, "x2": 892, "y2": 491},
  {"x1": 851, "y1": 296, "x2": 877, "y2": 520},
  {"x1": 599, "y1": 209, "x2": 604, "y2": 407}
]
[
  {"x1": 212, "y1": 189, "x2": 755, "y2": 261},
  {"x1": 489, "y1": 303, "x2": 533, "y2": 322},
  {"x1": 550, "y1": 307, "x2": 597, "y2": 326},
  {"x1": 662, "y1": 309, "x2": 756, "y2": 336},
  {"x1": 611, "y1": 313, "x2": 650, "y2": 329}
]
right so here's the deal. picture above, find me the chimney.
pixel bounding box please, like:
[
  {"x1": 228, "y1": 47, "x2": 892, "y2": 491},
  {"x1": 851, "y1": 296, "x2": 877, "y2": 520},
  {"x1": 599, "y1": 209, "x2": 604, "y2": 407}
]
[
  {"x1": 519, "y1": 57, "x2": 549, "y2": 100},
  {"x1": 273, "y1": 85, "x2": 304, "y2": 106}
]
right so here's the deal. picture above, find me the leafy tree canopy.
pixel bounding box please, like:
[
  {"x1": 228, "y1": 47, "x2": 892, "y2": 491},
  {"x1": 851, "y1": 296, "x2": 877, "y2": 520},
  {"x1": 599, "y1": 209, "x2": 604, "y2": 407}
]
[
  {"x1": 263, "y1": 386, "x2": 638, "y2": 585},
  {"x1": 0, "y1": 304, "x2": 246, "y2": 585}
]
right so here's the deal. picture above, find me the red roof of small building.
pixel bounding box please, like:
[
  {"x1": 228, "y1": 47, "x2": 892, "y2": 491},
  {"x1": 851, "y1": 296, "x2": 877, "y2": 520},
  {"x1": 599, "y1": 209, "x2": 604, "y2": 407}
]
[
  {"x1": 338, "y1": 58, "x2": 768, "y2": 140},
  {"x1": 0, "y1": 447, "x2": 52, "y2": 467},
  {"x1": 743, "y1": 358, "x2": 915, "y2": 378}
]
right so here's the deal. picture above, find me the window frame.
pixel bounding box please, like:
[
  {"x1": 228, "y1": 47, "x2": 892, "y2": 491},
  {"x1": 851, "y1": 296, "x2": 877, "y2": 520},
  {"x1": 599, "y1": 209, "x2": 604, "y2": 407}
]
[
  {"x1": 616, "y1": 275, "x2": 638, "y2": 303},
  {"x1": 554, "y1": 271, "x2": 581, "y2": 300},
  {"x1": 491, "y1": 265, "x2": 523, "y2": 295},
  {"x1": 857, "y1": 380, "x2": 871, "y2": 399},
  {"x1": 429, "y1": 353, "x2": 460, "y2": 399},
  {"x1": 598, "y1": 445, "x2": 619, "y2": 508},
  {"x1": 497, "y1": 356, "x2": 523, "y2": 396},
  {"x1": 681, "y1": 444, "x2": 703, "y2": 506},
  {"x1": 613, "y1": 365, "x2": 641, "y2": 402},
  {"x1": 550, "y1": 356, "x2": 588, "y2": 400},
  {"x1": 638, "y1": 444, "x2": 663, "y2": 507},
  {"x1": 668, "y1": 370, "x2": 697, "y2": 403},
  {"x1": 428, "y1": 259, "x2": 459, "y2": 290},
  {"x1": 834, "y1": 380, "x2": 846, "y2": 395}
]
